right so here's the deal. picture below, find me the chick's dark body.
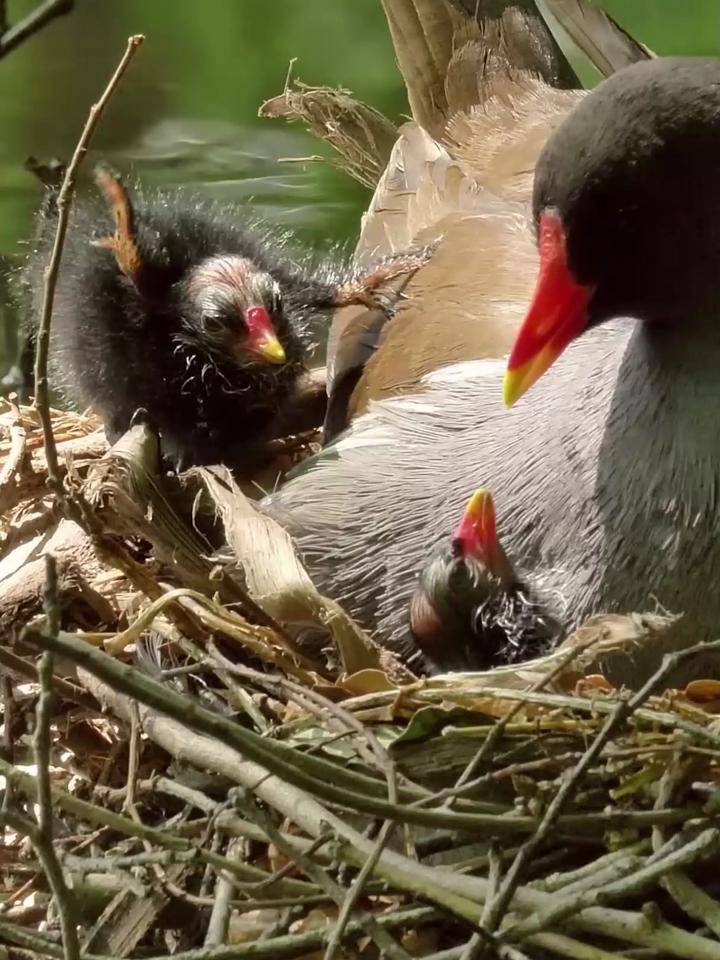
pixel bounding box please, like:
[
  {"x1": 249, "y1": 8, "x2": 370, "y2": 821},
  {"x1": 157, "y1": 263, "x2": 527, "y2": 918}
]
[{"x1": 25, "y1": 186, "x2": 340, "y2": 470}]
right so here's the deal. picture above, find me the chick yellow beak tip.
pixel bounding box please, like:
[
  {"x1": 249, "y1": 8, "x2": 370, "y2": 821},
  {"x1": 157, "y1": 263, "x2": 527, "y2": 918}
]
[
  {"x1": 256, "y1": 335, "x2": 286, "y2": 365},
  {"x1": 466, "y1": 488, "x2": 494, "y2": 517}
]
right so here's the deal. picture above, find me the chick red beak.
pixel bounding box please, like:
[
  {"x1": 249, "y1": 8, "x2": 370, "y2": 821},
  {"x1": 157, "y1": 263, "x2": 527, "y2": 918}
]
[
  {"x1": 244, "y1": 305, "x2": 286, "y2": 364},
  {"x1": 452, "y1": 489, "x2": 500, "y2": 569},
  {"x1": 503, "y1": 210, "x2": 592, "y2": 407}
]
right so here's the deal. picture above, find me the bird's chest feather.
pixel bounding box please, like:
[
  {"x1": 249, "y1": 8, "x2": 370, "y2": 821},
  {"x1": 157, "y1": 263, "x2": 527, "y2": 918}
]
[{"x1": 524, "y1": 324, "x2": 720, "y2": 632}]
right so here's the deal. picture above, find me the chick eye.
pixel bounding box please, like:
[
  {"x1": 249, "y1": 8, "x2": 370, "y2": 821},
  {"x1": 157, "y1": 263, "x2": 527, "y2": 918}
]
[
  {"x1": 446, "y1": 560, "x2": 467, "y2": 589},
  {"x1": 202, "y1": 312, "x2": 226, "y2": 335}
]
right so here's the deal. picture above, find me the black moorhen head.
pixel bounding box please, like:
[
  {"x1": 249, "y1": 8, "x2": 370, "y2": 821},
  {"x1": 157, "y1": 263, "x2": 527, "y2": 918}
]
[
  {"x1": 26, "y1": 166, "x2": 429, "y2": 471},
  {"x1": 410, "y1": 489, "x2": 558, "y2": 674},
  {"x1": 504, "y1": 56, "x2": 720, "y2": 405}
]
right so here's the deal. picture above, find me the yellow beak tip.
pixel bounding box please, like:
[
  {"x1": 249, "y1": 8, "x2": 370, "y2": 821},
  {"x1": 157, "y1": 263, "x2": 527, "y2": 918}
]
[
  {"x1": 257, "y1": 338, "x2": 286, "y2": 364},
  {"x1": 467, "y1": 488, "x2": 493, "y2": 513},
  {"x1": 502, "y1": 370, "x2": 521, "y2": 408}
]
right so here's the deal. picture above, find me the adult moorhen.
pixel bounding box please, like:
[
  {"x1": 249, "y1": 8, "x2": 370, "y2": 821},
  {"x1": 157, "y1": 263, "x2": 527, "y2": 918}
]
[
  {"x1": 268, "y1": 52, "x2": 720, "y2": 680},
  {"x1": 410, "y1": 488, "x2": 558, "y2": 674},
  {"x1": 23, "y1": 166, "x2": 428, "y2": 471}
]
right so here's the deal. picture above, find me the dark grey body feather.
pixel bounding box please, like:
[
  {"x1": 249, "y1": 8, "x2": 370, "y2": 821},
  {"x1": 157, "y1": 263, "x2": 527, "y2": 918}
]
[{"x1": 265, "y1": 317, "x2": 720, "y2": 684}]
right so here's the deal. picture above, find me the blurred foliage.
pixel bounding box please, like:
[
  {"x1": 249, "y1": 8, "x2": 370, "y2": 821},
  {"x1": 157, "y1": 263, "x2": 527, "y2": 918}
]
[
  {"x1": 0, "y1": 0, "x2": 406, "y2": 255},
  {"x1": 0, "y1": 0, "x2": 718, "y2": 258}
]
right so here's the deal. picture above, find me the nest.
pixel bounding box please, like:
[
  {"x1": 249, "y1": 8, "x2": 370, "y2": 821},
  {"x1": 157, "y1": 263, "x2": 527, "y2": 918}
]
[{"x1": 2, "y1": 400, "x2": 720, "y2": 960}]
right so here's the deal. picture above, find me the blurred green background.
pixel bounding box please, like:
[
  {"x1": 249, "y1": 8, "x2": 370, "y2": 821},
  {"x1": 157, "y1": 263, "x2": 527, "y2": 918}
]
[{"x1": 0, "y1": 0, "x2": 719, "y2": 366}]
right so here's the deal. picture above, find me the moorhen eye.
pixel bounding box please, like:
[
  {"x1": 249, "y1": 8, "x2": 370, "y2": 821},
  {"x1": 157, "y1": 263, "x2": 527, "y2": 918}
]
[{"x1": 201, "y1": 313, "x2": 226, "y2": 335}]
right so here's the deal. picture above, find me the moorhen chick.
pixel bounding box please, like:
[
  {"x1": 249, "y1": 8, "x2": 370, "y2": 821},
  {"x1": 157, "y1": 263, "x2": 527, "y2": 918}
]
[
  {"x1": 410, "y1": 488, "x2": 558, "y2": 674},
  {"x1": 268, "y1": 51, "x2": 720, "y2": 684},
  {"x1": 23, "y1": 166, "x2": 429, "y2": 470}
]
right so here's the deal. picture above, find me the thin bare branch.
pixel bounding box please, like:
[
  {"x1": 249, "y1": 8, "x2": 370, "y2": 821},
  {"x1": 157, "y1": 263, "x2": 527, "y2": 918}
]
[
  {"x1": 32, "y1": 33, "x2": 144, "y2": 493},
  {"x1": 0, "y1": 0, "x2": 73, "y2": 59}
]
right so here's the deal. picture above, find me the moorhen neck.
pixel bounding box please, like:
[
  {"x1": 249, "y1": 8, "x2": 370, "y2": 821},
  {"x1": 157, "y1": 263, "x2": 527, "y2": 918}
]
[
  {"x1": 410, "y1": 489, "x2": 558, "y2": 674},
  {"x1": 23, "y1": 167, "x2": 429, "y2": 471},
  {"x1": 267, "y1": 54, "x2": 720, "y2": 685}
]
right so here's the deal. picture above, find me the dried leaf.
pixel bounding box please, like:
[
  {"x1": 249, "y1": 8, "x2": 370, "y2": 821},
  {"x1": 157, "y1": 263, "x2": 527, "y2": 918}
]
[
  {"x1": 199, "y1": 466, "x2": 415, "y2": 681},
  {"x1": 340, "y1": 669, "x2": 398, "y2": 695},
  {"x1": 685, "y1": 679, "x2": 720, "y2": 704}
]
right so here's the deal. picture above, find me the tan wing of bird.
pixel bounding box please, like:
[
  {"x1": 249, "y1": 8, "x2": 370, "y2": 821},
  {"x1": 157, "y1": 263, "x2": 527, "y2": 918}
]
[
  {"x1": 323, "y1": 0, "x2": 651, "y2": 439},
  {"x1": 326, "y1": 81, "x2": 581, "y2": 431}
]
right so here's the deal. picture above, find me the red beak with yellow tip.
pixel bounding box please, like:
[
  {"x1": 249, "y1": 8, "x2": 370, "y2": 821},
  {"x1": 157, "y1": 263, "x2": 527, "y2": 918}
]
[
  {"x1": 503, "y1": 210, "x2": 592, "y2": 407},
  {"x1": 244, "y1": 305, "x2": 286, "y2": 365},
  {"x1": 452, "y1": 488, "x2": 497, "y2": 561},
  {"x1": 451, "y1": 488, "x2": 515, "y2": 585}
]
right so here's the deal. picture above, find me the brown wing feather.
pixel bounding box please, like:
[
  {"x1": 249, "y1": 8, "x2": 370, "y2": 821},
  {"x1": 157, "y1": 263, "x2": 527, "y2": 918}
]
[
  {"x1": 325, "y1": 1, "x2": 647, "y2": 437},
  {"x1": 379, "y1": 0, "x2": 577, "y2": 135},
  {"x1": 327, "y1": 84, "x2": 581, "y2": 431},
  {"x1": 539, "y1": 0, "x2": 654, "y2": 78},
  {"x1": 346, "y1": 211, "x2": 538, "y2": 420}
]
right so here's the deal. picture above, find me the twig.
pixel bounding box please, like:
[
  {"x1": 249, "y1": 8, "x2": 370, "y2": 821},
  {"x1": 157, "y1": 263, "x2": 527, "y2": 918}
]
[
  {"x1": 0, "y1": 809, "x2": 79, "y2": 960},
  {"x1": 76, "y1": 664, "x2": 720, "y2": 959},
  {"x1": 7, "y1": 904, "x2": 436, "y2": 960},
  {"x1": 63, "y1": 850, "x2": 203, "y2": 872},
  {"x1": 1, "y1": 674, "x2": 13, "y2": 762},
  {"x1": 0, "y1": 0, "x2": 73, "y2": 59},
  {"x1": 652, "y1": 753, "x2": 720, "y2": 936},
  {"x1": 504, "y1": 829, "x2": 720, "y2": 941},
  {"x1": 110, "y1": 774, "x2": 357, "y2": 857},
  {"x1": 323, "y1": 817, "x2": 397, "y2": 960},
  {"x1": 439, "y1": 683, "x2": 720, "y2": 748},
  {"x1": 481, "y1": 637, "x2": 720, "y2": 941},
  {"x1": 445, "y1": 637, "x2": 602, "y2": 809},
  {"x1": 209, "y1": 653, "x2": 403, "y2": 794},
  {"x1": 32, "y1": 33, "x2": 144, "y2": 492},
  {"x1": 27, "y1": 624, "x2": 696, "y2": 836},
  {"x1": 0, "y1": 647, "x2": 97, "y2": 710},
  {"x1": 122, "y1": 701, "x2": 141, "y2": 815},
  {"x1": 412, "y1": 753, "x2": 583, "y2": 809},
  {"x1": 233, "y1": 789, "x2": 412, "y2": 960},
  {"x1": 481, "y1": 841, "x2": 503, "y2": 927},
  {"x1": 457, "y1": 842, "x2": 513, "y2": 960},
  {"x1": 0, "y1": 396, "x2": 28, "y2": 503},
  {"x1": 131, "y1": 834, "x2": 334, "y2": 910},
  {"x1": 0, "y1": 873, "x2": 42, "y2": 918},
  {"x1": 532, "y1": 840, "x2": 650, "y2": 893},
  {"x1": 0, "y1": 757, "x2": 313, "y2": 896},
  {"x1": 32, "y1": 555, "x2": 80, "y2": 960},
  {"x1": 204, "y1": 838, "x2": 240, "y2": 947},
  {"x1": 35, "y1": 556, "x2": 58, "y2": 842},
  {"x1": 425, "y1": 938, "x2": 631, "y2": 960},
  {"x1": 0, "y1": 917, "x2": 67, "y2": 959}
]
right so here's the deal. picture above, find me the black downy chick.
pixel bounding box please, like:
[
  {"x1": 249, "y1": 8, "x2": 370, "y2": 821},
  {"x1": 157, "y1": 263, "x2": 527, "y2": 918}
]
[
  {"x1": 409, "y1": 489, "x2": 560, "y2": 674},
  {"x1": 25, "y1": 166, "x2": 430, "y2": 471}
]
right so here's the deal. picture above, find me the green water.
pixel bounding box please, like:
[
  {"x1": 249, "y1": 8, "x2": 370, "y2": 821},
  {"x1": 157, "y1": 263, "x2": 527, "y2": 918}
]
[{"x1": 0, "y1": 0, "x2": 719, "y2": 361}]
